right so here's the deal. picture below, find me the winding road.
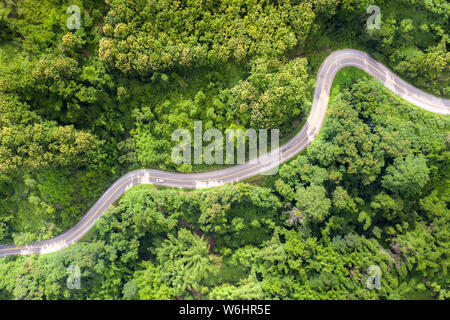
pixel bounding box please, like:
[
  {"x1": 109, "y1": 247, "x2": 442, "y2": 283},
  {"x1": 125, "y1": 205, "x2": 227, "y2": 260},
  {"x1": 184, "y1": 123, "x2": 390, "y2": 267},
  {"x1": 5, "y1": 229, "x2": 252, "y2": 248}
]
[{"x1": 1, "y1": 49, "x2": 449, "y2": 258}]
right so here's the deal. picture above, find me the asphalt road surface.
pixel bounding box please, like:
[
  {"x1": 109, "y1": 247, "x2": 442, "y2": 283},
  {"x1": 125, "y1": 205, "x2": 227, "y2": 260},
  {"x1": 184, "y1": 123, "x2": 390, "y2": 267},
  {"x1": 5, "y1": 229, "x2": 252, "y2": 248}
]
[{"x1": 1, "y1": 49, "x2": 449, "y2": 258}]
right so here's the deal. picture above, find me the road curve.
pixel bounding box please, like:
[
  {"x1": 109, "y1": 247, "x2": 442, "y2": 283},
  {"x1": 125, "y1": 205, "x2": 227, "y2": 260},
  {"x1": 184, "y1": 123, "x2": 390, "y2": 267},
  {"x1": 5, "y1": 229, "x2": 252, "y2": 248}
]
[{"x1": 1, "y1": 49, "x2": 449, "y2": 258}]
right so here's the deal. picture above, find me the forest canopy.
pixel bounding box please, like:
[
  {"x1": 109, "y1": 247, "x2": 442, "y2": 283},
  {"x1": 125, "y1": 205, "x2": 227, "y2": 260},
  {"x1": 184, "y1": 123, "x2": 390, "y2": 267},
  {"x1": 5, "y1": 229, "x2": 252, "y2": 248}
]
[{"x1": 0, "y1": 0, "x2": 448, "y2": 300}]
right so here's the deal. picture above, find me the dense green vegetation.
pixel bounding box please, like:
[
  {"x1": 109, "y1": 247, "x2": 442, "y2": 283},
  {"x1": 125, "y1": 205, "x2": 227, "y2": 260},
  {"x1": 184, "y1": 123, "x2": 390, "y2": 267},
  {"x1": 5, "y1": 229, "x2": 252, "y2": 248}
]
[{"x1": 0, "y1": 0, "x2": 448, "y2": 300}]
